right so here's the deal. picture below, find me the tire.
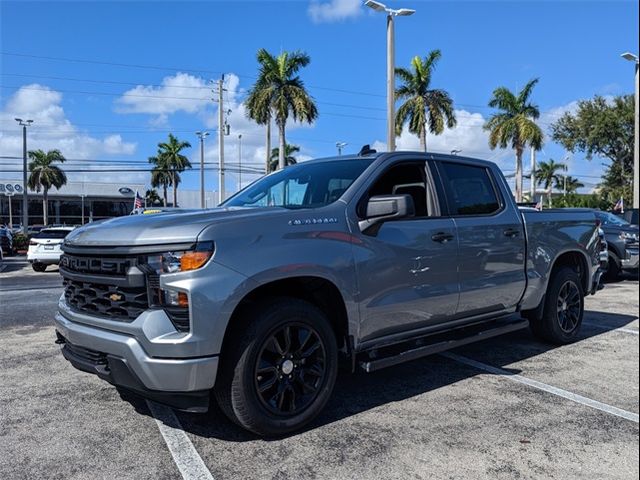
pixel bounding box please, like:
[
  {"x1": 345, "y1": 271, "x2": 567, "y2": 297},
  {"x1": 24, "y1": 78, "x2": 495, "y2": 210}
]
[
  {"x1": 530, "y1": 266, "x2": 584, "y2": 344},
  {"x1": 32, "y1": 263, "x2": 47, "y2": 272},
  {"x1": 214, "y1": 298, "x2": 338, "y2": 437},
  {"x1": 604, "y1": 251, "x2": 621, "y2": 282}
]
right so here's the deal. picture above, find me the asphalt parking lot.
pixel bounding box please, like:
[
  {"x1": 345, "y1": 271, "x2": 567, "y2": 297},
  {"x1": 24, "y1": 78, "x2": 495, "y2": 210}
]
[{"x1": 1, "y1": 258, "x2": 638, "y2": 480}]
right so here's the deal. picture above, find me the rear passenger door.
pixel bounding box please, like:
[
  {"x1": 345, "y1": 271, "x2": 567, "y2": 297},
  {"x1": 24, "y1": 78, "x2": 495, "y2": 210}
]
[{"x1": 435, "y1": 161, "x2": 526, "y2": 317}]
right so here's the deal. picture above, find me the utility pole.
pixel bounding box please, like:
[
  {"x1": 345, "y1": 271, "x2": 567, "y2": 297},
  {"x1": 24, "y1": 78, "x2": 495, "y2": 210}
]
[
  {"x1": 196, "y1": 131, "x2": 209, "y2": 209},
  {"x1": 238, "y1": 134, "x2": 243, "y2": 191},
  {"x1": 217, "y1": 77, "x2": 226, "y2": 205},
  {"x1": 15, "y1": 118, "x2": 33, "y2": 230},
  {"x1": 530, "y1": 147, "x2": 537, "y2": 202}
]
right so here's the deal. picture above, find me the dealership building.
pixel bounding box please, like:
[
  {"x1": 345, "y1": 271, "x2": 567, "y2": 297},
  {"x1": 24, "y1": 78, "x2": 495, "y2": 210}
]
[{"x1": 0, "y1": 179, "x2": 219, "y2": 227}]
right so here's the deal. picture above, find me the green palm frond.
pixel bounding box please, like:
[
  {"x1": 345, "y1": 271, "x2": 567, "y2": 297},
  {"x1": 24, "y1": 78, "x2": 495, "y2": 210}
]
[{"x1": 393, "y1": 49, "x2": 455, "y2": 149}]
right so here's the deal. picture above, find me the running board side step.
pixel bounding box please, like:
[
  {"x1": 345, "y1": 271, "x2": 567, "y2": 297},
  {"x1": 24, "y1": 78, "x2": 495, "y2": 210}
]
[{"x1": 359, "y1": 319, "x2": 529, "y2": 373}]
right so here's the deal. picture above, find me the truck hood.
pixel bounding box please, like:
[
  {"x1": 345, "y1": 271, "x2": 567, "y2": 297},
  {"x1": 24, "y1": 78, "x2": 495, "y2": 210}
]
[{"x1": 64, "y1": 207, "x2": 283, "y2": 247}]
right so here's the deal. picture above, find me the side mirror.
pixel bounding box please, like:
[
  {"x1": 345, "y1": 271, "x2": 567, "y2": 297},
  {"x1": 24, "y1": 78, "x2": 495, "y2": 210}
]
[{"x1": 358, "y1": 194, "x2": 415, "y2": 234}]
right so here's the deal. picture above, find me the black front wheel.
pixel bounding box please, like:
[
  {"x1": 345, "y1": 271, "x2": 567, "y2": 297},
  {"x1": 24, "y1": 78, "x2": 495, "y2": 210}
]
[
  {"x1": 215, "y1": 298, "x2": 338, "y2": 436},
  {"x1": 530, "y1": 266, "x2": 584, "y2": 344}
]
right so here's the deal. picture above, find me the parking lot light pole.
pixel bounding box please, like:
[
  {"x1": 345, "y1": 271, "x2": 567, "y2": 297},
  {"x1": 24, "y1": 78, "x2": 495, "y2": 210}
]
[
  {"x1": 196, "y1": 131, "x2": 210, "y2": 209},
  {"x1": 14, "y1": 118, "x2": 33, "y2": 230},
  {"x1": 336, "y1": 142, "x2": 347, "y2": 155},
  {"x1": 621, "y1": 52, "x2": 639, "y2": 209},
  {"x1": 364, "y1": 1, "x2": 415, "y2": 153}
]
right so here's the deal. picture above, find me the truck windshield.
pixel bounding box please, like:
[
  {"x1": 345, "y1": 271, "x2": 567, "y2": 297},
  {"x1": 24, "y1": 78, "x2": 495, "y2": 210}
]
[{"x1": 223, "y1": 159, "x2": 372, "y2": 209}]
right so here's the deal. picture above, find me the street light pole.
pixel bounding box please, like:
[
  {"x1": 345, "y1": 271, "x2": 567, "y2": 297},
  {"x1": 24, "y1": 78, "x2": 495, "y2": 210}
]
[
  {"x1": 196, "y1": 131, "x2": 209, "y2": 209},
  {"x1": 621, "y1": 52, "x2": 639, "y2": 209},
  {"x1": 365, "y1": 1, "x2": 415, "y2": 153},
  {"x1": 238, "y1": 134, "x2": 243, "y2": 191},
  {"x1": 15, "y1": 118, "x2": 33, "y2": 230},
  {"x1": 336, "y1": 142, "x2": 347, "y2": 155}
]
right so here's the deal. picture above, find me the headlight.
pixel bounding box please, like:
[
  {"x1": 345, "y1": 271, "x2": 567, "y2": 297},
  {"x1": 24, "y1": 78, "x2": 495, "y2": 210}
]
[
  {"x1": 619, "y1": 232, "x2": 639, "y2": 242},
  {"x1": 146, "y1": 242, "x2": 214, "y2": 274}
]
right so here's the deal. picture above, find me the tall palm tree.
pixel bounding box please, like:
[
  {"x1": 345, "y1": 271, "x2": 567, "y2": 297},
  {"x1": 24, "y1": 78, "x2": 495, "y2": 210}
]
[
  {"x1": 149, "y1": 160, "x2": 173, "y2": 207},
  {"x1": 145, "y1": 188, "x2": 162, "y2": 206},
  {"x1": 395, "y1": 50, "x2": 456, "y2": 152},
  {"x1": 245, "y1": 48, "x2": 318, "y2": 171},
  {"x1": 484, "y1": 78, "x2": 544, "y2": 202},
  {"x1": 27, "y1": 149, "x2": 67, "y2": 225},
  {"x1": 559, "y1": 175, "x2": 584, "y2": 195},
  {"x1": 269, "y1": 144, "x2": 300, "y2": 173},
  {"x1": 150, "y1": 134, "x2": 191, "y2": 207},
  {"x1": 535, "y1": 159, "x2": 567, "y2": 207}
]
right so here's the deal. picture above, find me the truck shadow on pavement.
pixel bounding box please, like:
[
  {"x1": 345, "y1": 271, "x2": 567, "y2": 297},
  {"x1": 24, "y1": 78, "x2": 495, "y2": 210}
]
[{"x1": 118, "y1": 310, "x2": 638, "y2": 442}]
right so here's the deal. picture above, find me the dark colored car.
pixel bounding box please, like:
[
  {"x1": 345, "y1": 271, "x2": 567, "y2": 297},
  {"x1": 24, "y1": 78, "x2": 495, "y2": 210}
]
[
  {"x1": 594, "y1": 210, "x2": 639, "y2": 280},
  {"x1": 0, "y1": 225, "x2": 13, "y2": 255}
]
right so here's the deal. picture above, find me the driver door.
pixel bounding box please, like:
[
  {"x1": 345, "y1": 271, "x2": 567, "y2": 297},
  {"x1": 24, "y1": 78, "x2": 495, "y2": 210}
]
[{"x1": 352, "y1": 160, "x2": 459, "y2": 342}]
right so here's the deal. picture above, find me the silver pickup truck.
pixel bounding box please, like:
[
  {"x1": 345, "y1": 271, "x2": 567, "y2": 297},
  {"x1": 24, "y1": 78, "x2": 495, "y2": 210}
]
[{"x1": 55, "y1": 151, "x2": 605, "y2": 436}]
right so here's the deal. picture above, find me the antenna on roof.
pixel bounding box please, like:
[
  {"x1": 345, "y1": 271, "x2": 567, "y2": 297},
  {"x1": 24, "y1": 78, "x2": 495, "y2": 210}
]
[{"x1": 358, "y1": 144, "x2": 377, "y2": 156}]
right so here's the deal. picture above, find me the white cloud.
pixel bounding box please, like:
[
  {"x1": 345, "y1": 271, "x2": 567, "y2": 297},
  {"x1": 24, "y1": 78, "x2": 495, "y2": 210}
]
[
  {"x1": 115, "y1": 72, "x2": 211, "y2": 119},
  {"x1": 0, "y1": 85, "x2": 138, "y2": 181},
  {"x1": 308, "y1": 0, "x2": 362, "y2": 23},
  {"x1": 374, "y1": 109, "x2": 513, "y2": 167}
]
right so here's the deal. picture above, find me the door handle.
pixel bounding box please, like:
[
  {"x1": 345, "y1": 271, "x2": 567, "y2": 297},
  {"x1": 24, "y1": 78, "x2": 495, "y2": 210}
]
[
  {"x1": 503, "y1": 228, "x2": 520, "y2": 238},
  {"x1": 431, "y1": 232, "x2": 454, "y2": 243}
]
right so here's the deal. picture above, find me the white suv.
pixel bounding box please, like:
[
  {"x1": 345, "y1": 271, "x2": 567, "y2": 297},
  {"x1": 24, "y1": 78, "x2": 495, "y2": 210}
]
[{"x1": 27, "y1": 227, "x2": 75, "y2": 272}]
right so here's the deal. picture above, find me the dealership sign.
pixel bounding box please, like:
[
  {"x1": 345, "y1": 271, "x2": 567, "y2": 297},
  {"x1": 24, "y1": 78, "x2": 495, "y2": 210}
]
[{"x1": 0, "y1": 183, "x2": 23, "y2": 196}]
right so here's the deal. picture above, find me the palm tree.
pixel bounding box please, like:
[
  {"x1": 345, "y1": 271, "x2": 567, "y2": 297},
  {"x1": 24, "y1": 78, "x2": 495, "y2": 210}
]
[
  {"x1": 27, "y1": 149, "x2": 67, "y2": 225},
  {"x1": 149, "y1": 156, "x2": 170, "y2": 206},
  {"x1": 269, "y1": 144, "x2": 300, "y2": 173},
  {"x1": 561, "y1": 175, "x2": 584, "y2": 195},
  {"x1": 394, "y1": 50, "x2": 456, "y2": 152},
  {"x1": 150, "y1": 134, "x2": 191, "y2": 207},
  {"x1": 484, "y1": 78, "x2": 544, "y2": 202},
  {"x1": 535, "y1": 159, "x2": 567, "y2": 207},
  {"x1": 245, "y1": 48, "x2": 318, "y2": 171},
  {"x1": 145, "y1": 188, "x2": 162, "y2": 206}
]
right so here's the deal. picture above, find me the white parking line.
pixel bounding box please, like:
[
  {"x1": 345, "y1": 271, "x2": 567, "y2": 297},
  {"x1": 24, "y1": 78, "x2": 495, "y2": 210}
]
[
  {"x1": 442, "y1": 352, "x2": 639, "y2": 424},
  {"x1": 146, "y1": 400, "x2": 214, "y2": 480},
  {"x1": 583, "y1": 322, "x2": 639, "y2": 335}
]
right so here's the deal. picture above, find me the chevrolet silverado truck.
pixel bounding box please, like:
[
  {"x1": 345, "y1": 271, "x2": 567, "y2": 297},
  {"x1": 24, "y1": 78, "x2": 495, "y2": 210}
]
[{"x1": 55, "y1": 151, "x2": 605, "y2": 436}]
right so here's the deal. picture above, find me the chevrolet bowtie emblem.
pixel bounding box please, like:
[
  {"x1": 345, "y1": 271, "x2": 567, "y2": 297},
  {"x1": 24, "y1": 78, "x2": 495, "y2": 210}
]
[{"x1": 109, "y1": 293, "x2": 123, "y2": 302}]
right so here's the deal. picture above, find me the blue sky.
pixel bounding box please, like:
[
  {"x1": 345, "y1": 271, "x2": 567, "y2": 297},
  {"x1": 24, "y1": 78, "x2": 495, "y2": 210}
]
[{"x1": 0, "y1": 0, "x2": 638, "y2": 196}]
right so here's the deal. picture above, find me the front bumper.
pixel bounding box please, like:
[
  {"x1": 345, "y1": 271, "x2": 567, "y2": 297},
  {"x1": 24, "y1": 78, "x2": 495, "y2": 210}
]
[
  {"x1": 621, "y1": 245, "x2": 639, "y2": 270},
  {"x1": 54, "y1": 310, "x2": 218, "y2": 411}
]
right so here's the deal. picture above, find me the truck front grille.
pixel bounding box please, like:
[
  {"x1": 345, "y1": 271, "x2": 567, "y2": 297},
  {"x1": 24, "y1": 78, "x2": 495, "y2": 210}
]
[{"x1": 63, "y1": 278, "x2": 148, "y2": 321}]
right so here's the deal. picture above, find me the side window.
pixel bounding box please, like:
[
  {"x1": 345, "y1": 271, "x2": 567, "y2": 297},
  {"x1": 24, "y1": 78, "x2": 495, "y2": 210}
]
[
  {"x1": 365, "y1": 163, "x2": 433, "y2": 217},
  {"x1": 439, "y1": 162, "x2": 501, "y2": 216}
]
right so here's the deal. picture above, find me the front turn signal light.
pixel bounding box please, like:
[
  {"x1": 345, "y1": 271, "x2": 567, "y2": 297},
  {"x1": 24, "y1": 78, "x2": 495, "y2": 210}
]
[{"x1": 180, "y1": 251, "x2": 212, "y2": 271}]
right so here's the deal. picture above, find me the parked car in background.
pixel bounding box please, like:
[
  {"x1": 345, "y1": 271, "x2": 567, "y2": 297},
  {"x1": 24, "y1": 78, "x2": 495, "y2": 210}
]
[
  {"x1": 27, "y1": 225, "x2": 45, "y2": 236},
  {"x1": 0, "y1": 225, "x2": 13, "y2": 255},
  {"x1": 27, "y1": 227, "x2": 76, "y2": 272},
  {"x1": 594, "y1": 210, "x2": 639, "y2": 280}
]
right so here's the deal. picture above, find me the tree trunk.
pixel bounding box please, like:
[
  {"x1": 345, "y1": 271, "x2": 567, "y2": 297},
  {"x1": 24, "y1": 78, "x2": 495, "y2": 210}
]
[
  {"x1": 162, "y1": 185, "x2": 168, "y2": 207},
  {"x1": 515, "y1": 147, "x2": 523, "y2": 203},
  {"x1": 420, "y1": 123, "x2": 427, "y2": 153},
  {"x1": 265, "y1": 116, "x2": 271, "y2": 175},
  {"x1": 172, "y1": 171, "x2": 177, "y2": 207},
  {"x1": 43, "y1": 188, "x2": 48, "y2": 225},
  {"x1": 278, "y1": 121, "x2": 286, "y2": 171}
]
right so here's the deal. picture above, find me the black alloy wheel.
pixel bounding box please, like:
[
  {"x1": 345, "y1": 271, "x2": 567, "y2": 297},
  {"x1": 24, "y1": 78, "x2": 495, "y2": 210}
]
[
  {"x1": 556, "y1": 280, "x2": 581, "y2": 333},
  {"x1": 255, "y1": 323, "x2": 327, "y2": 416}
]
